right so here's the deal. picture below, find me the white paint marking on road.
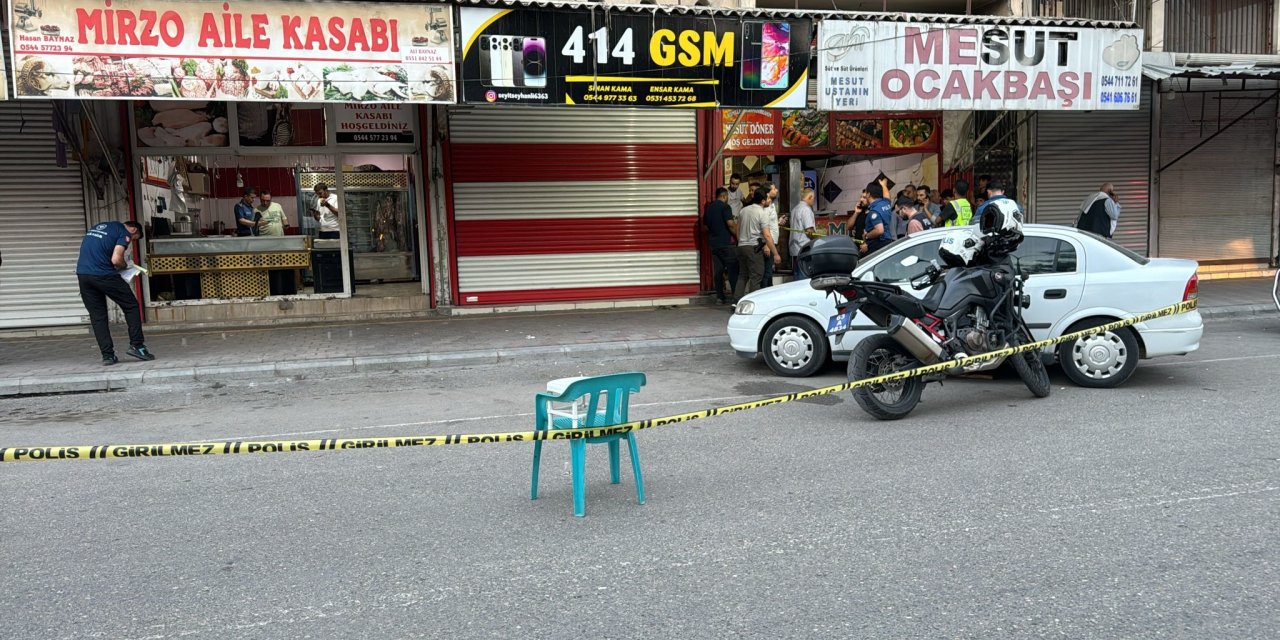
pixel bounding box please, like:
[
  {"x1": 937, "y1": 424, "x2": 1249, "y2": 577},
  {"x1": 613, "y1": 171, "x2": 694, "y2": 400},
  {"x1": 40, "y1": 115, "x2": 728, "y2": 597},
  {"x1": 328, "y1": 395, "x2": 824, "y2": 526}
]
[
  {"x1": 1148, "y1": 353, "x2": 1280, "y2": 368},
  {"x1": 236, "y1": 394, "x2": 768, "y2": 440}
]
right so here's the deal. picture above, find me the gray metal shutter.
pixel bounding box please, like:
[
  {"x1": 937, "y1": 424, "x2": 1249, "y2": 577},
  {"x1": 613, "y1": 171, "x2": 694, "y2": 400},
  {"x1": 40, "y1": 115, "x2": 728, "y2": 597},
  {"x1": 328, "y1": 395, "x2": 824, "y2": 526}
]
[
  {"x1": 1157, "y1": 87, "x2": 1276, "y2": 263},
  {"x1": 1033, "y1": 83, "x2": 1152, "y2": 255},
  {"x1": 0, "y1": 101, "x2": 90, "y2": 329}
]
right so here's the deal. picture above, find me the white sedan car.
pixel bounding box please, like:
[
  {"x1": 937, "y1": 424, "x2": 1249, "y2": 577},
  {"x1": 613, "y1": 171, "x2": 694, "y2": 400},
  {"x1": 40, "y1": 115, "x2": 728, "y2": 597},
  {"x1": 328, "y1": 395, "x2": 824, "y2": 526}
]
[{"x1": 728, "y1": 225, "x2": 1203, "y2": 388}]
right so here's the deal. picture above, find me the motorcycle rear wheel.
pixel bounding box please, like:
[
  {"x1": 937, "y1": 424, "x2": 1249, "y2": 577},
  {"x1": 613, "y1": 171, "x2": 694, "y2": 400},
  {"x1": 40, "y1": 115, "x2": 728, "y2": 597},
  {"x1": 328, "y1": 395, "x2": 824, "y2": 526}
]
[
  {"x1": 1010, "y1": 323, "x2": 1052, "y2": 398},
  {"x1": 848, "y1": 334, "x2": 926, "y2": 420}
]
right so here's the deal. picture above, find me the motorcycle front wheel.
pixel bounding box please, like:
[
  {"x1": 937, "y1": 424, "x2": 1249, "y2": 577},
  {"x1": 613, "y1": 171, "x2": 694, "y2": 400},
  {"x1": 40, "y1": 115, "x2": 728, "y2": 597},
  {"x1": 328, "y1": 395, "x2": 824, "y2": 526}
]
[
  {"x1": 1009, "y1": 323, "x2": 1052, "y2": 398},
  {"x1": 848, "y1": 334, "x2": 925, "y2": 420}
]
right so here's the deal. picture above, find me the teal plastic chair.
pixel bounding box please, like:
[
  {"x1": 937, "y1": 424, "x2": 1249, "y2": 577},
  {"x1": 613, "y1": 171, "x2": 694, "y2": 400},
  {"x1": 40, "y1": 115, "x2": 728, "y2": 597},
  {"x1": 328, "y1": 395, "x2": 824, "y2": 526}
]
[{"x1": 531, "y1": 372, "x2": 647, "y2": 517}]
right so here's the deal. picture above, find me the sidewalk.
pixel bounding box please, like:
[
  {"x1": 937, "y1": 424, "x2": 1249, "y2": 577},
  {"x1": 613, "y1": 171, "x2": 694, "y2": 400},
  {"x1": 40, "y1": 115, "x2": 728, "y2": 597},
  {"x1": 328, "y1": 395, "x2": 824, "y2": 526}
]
[{"x1": 1, "y1": 277, "x2": 1274, "y2": 397}]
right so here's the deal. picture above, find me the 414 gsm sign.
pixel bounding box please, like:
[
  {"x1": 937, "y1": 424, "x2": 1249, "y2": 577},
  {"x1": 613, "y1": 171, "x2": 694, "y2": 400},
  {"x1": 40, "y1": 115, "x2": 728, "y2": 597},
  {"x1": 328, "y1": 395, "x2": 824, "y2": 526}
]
[{"x1": 458, "y1": 7, "x2": 810, "y2": 108}]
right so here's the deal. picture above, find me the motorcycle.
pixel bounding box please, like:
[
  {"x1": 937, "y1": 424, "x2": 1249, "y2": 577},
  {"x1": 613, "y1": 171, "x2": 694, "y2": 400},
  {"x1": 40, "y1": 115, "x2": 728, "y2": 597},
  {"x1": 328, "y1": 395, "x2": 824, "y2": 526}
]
[{"x1": 808, "y1": 236, "x2": 1051, "y2": 420}]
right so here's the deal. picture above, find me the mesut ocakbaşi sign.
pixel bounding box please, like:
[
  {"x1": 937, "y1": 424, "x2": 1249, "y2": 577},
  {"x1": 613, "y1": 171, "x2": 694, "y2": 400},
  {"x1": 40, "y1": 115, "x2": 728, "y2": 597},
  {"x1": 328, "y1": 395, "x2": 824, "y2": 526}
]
[
  {"x1": 6, "y1": 0, "x2": 456, "y2": 103},
  {"x1": 817, "y1": 21, "x2": 1144, "y2": 111},
  {"x1": 458, "y1": 7, "x2": 812, "y2": 108}
]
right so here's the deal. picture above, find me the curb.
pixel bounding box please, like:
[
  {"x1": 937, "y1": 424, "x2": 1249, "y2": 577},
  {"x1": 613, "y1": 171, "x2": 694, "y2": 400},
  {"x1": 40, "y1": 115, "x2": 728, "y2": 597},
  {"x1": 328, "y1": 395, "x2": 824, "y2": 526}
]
[
  {"x1": 0, "y1": 336, "x2": 730, "y2": 397},
  {"x1": 1200, "y1": 303, "x2": 1278, "y2": 320}
]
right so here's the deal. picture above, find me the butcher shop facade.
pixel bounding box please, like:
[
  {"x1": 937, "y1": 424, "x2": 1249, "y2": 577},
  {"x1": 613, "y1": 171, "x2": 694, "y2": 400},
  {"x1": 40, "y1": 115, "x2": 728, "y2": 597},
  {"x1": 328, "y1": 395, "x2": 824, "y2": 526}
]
[{"x1": 3, "y1": 0, "x2": 456, "y2": 326}]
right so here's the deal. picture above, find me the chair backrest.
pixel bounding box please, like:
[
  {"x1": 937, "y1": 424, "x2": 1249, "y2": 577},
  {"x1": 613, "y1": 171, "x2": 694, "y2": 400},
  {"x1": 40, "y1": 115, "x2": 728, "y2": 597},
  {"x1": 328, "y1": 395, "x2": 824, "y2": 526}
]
[{"x1": 537, "y1": 372, "x2": 647, "y2": 429}]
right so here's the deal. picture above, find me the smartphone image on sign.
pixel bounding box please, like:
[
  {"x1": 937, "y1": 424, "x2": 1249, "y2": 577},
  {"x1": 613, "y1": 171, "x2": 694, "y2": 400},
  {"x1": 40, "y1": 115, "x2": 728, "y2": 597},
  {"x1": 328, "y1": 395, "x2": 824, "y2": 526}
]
[
  {"x1": 521, "y1": 37, "x2": 547, "y2": 88},
  {"x1": 480, "y1": 35, "x2": 546, "y2": 88},
  {"x1": 740, "y1": 23, "x2": 762, "y2": 90},
  {"x1": 741, "y1": 22, "x2": 790, "y2": 90},
  {"x1": 761, "y1": 22, "x2": 790, "y2": 90},
  {"x1": 480, "y1": 35, "x2": 517, "y2": 87}
]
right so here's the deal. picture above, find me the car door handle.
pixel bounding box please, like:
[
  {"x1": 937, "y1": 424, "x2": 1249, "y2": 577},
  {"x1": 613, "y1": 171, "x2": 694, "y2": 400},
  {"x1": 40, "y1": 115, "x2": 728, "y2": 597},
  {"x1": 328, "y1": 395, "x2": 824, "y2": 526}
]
[{"x1": 1044, "y1": 289, "x2": 1067, "y2": 299}]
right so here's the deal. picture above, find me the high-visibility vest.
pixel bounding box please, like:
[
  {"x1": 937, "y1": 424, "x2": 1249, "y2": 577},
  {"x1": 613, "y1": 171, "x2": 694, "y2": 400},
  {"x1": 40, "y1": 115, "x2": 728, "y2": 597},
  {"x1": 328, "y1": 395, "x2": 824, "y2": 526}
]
[{"x1": 947, "y1": 198, "x2": 974, "y2": 226}]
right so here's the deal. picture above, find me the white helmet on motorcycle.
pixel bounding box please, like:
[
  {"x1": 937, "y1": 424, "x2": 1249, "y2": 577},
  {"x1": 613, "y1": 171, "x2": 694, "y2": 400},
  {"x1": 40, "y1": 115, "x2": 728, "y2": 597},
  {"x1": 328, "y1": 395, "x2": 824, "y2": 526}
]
[
  {"x1": 938, "y1": 228, "x2": 985, "y2": 268},
  {"x1": 978, "y1": 197, "x2": 1024, "y2": 237}
]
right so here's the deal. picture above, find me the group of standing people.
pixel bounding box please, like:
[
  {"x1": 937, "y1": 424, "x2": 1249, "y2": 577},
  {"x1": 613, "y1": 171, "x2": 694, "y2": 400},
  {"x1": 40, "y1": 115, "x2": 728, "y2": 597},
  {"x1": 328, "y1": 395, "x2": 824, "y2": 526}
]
[
  {"x1": 707, "y1": 170, "x2": 1120, "y2": 304},
  {"x1": 851, "y1": 177, "x2": 979, "y2": 253},
  {"x1": 703, "y1": 174, "x2": 823, "y2": 305}
]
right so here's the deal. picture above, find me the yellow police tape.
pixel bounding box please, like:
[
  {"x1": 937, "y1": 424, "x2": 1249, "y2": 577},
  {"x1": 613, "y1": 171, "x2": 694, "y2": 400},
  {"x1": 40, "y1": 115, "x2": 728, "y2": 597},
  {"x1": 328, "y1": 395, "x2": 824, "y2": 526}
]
[{"x1": 0, "y1": 299, "x2": 1198, "y2": 464}]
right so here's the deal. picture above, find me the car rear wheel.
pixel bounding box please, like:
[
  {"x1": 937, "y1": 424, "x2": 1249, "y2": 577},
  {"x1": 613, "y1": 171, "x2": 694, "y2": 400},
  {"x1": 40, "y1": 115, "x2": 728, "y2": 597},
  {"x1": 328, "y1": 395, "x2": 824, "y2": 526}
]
[
  {"x1": 761, "y1": 316, "x2": 830, "y2": 377},
  {"x1": 1057, "y1": 321, "x2": 1140, "y2": 389}
]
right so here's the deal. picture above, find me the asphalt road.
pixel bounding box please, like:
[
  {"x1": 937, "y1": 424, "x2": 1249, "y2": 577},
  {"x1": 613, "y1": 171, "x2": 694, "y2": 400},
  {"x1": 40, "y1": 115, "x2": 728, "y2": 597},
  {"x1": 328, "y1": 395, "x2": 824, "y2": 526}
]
[{"x1": 2, "y1": 316, "x2": 1278, "y2": 639}]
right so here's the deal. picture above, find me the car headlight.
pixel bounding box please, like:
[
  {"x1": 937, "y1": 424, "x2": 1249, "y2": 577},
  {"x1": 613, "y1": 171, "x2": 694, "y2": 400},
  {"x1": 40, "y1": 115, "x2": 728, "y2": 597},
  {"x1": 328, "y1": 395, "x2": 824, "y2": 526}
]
[{"x1": 734, "y1": 300, "x2": 755, "y2": 315}]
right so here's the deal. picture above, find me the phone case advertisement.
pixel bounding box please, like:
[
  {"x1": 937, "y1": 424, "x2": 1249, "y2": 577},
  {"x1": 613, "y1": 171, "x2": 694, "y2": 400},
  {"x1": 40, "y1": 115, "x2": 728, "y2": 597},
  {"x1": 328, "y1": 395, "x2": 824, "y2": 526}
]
[
  {"x1": 818, "y1": 20, "x2": 1143, "y2": 111},
  {"x1": 459, "y1": 8, "x2": 811, "y2": 108},
  {"x1": 6, "y1": 0, "x2": 456, "y2": 103}
]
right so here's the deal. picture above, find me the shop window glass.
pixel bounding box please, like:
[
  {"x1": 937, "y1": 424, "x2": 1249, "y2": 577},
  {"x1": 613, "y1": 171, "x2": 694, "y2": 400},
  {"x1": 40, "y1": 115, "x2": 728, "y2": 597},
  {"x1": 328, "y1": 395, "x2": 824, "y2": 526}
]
[
  {"x1": 135, "y1": 102, "x2": 228, "y2": 148},
  {"x1": 237, "y1": 103, "x2": 327, "y2": 147}
]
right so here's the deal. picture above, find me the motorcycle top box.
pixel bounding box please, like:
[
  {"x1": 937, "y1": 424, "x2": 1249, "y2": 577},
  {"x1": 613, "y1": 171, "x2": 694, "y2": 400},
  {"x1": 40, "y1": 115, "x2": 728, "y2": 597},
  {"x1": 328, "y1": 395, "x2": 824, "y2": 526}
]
[{"x1": 800, "y1": 236, "x2": 860, "y2": 278}]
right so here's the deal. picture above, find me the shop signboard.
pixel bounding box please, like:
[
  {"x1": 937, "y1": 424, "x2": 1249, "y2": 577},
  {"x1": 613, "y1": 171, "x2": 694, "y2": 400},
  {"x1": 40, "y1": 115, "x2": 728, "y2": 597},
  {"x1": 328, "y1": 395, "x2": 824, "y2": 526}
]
[
  {"x1": 719, "y1": 111, "x2": 941, "y2": 157},
  {"x1": 721, "y1": 110, "x2": 775, "y2": 152},
  {"x1": 334, "y1": 103, "x2": 415, "y2": 144},
  {"x1": 6, "y1": 0, "x2": 456, "y2": 103},
  {"x1": 817, "y1": 21, "x2": 1143, "y2": 111},
  {"x1": 459, "y1": 7, "x2": 811, "y2": 108}
]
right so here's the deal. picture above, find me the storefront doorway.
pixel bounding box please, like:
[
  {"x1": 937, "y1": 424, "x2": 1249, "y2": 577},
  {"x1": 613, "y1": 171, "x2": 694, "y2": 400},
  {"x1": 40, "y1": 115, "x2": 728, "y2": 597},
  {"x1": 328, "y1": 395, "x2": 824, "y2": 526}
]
[
  {"x1": 717, "y1": 109, "x2": 944, "y2": 275},
  {"x1": 130, "y1": 101, "x2": 430, "y2": 322}
]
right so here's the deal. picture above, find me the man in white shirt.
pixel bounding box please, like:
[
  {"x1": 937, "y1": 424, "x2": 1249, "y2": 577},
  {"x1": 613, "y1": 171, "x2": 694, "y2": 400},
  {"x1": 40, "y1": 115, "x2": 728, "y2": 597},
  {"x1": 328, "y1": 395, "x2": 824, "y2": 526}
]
[
  {"x1": 727, "y1": 173, "x2": 744, "y2": 220},
  {"x1": 733, "y1": 188, "x2": 780, "y2": 301},
  {"x1": 789, "y1": 188, "x2": 818, "y2": 280},
  {"x1": 311, "y1": 183, "x2": 341, "y2": 239}
]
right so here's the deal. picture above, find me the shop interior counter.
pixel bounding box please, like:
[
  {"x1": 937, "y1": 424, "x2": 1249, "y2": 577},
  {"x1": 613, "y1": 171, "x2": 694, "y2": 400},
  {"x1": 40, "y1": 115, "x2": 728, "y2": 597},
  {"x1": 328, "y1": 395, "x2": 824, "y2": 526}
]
[
  {"x1": 150, "y1": 236, "x2": 308, "y2": 255},
  {"x1": 148, "y1": 236, "x2": 311, "y2": 299}
]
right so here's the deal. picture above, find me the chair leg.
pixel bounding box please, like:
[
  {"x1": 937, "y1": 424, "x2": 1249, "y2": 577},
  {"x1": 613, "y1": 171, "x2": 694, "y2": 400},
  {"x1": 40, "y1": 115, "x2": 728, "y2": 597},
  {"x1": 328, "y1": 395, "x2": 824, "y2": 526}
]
[
  {"x1": 626, "y1": 434, "x2": 645, "y2": 505},
  {"x1": 571, "y1": 441, "x2": 587, "y2": 517},
  {"x1": 608, "y1": 440, "x2": 621, "y2": 484},
  {"x1": 530, "y1": 440, "x2": 543, "y2": 500}
]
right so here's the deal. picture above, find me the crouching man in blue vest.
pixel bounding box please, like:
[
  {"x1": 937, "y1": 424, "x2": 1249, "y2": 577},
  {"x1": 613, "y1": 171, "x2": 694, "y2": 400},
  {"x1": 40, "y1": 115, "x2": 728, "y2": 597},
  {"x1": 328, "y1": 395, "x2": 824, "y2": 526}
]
[{"x1": 76, "y1": 220, "x2": 155, "y2": 365}]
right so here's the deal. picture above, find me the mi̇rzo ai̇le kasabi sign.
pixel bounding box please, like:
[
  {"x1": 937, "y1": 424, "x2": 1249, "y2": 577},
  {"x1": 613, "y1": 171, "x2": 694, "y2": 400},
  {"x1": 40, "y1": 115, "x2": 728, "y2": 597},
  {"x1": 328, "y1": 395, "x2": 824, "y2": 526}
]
[{"x1": 7, "y1": 0, "x2": 456, "y2": 103}]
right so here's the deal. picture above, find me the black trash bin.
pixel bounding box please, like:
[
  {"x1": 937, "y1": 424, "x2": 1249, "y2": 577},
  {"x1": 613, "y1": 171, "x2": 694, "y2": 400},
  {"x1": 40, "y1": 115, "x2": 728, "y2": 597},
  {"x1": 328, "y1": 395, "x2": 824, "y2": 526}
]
[{"x1": 311, "y1": 248, "x2": 353, "y2": 293}]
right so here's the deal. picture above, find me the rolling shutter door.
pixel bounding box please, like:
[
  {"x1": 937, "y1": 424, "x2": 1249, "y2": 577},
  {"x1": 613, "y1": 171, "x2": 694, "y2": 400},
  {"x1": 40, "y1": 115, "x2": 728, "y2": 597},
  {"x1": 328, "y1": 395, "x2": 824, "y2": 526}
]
[
  {"x1": 1033, "y1": 83, "x2": 1152, "y2": 255},
  {"x1": 1158, "y1": 88, "x2": 1276, "y2": 263},
  {"x1": 448, "y1": 107, "x2": 699, "y2": 305},
  {"x1": 0, "y1": 101, "x2": 90, "y2": 329}
]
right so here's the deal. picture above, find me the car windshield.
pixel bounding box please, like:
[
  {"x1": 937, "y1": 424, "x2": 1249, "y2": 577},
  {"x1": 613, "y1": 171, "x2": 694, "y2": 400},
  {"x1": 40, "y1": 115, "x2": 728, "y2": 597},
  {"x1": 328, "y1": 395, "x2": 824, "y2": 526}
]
[{"x1": 1079, "y1": 231, "x2": 1149, "y2": 265}]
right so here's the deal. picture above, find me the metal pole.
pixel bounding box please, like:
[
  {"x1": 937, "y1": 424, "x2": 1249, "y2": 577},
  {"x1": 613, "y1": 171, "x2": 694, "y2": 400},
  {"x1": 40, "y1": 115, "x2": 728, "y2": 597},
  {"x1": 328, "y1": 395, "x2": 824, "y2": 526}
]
[{"x1": 702, "y1": 110, "x2": 746, "y2": 180}]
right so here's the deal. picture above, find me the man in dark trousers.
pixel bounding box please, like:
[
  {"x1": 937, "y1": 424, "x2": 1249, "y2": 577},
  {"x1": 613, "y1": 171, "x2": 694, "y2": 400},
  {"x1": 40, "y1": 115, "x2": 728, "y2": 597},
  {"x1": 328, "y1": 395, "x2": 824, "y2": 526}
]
[
  {"x1": 76, "y1": 220, "x2": 155, "y2": 365},
  {"x1": 703, "y1": 187, "x2": 738, "y2": 304}
]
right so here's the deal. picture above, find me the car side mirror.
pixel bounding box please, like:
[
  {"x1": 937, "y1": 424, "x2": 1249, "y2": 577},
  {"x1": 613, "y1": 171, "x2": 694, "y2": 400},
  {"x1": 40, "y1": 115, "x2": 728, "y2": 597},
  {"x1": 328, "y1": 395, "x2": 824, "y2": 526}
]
[
  {"x1": 859, "y1": 271, "x2": 877, "y2": 282},
  {"x1": 899, "y1": 255, "x2": 920, "y2": 268}
]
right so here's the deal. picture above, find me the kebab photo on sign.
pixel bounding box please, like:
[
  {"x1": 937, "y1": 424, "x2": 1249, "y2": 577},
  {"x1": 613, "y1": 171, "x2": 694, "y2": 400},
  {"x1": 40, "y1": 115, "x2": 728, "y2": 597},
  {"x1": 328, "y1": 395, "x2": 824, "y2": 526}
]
[{"x1": 781, "y1": 110, "x2": 829, "y2": 148}]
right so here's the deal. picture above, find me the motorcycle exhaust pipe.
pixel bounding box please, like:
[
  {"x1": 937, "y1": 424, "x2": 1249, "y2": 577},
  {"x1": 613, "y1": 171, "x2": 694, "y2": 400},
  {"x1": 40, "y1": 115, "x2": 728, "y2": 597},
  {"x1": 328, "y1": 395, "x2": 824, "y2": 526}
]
[{"x1": 887, "y1": 315, "x2": 944, "y2": 364}]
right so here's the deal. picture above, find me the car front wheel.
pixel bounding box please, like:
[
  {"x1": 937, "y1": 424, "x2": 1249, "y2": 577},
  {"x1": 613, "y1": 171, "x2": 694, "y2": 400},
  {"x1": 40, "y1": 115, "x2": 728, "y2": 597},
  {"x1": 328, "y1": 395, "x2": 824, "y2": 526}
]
[
  {"x1": 761, "y1": 316, "x2": 830, "y2": 377},
  {"x1": 1057, "y1": 321, "x2": 1140, "y2": 388}
]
